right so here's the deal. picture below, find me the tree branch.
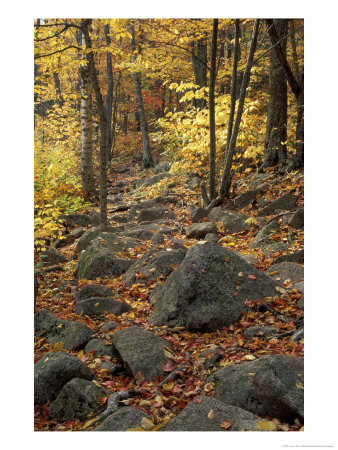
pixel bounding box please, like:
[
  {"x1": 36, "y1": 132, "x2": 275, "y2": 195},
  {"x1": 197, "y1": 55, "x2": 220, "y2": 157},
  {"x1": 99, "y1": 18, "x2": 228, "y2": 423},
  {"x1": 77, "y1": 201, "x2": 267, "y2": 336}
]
[{"x1": 34, "y1": 45, "x2": 81, "y2": 60}]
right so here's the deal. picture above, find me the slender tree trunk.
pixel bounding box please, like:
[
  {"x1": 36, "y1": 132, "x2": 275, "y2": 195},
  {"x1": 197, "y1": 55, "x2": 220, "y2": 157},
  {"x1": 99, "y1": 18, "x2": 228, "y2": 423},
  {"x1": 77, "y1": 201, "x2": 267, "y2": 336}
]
[
  {"x1": 128, "y1": 21, "x2": 154, "y2": 168},
  {"x1": 259, "y1": 19, "x2": 288, "y2": 173},
  {"x1": 53, "y1": 71, "x2": 64, "y2": 108},
  {"x1": 104, "y1": 24, "x2": 114, "y2": 164},
  {"x1": 111, "y1": 70, "x2": 122, "y2": 156},
  {"x1": 219, "y1": 19, "x2": 260, "y2": 199},
  {"x1": 208, "y1": 19, "x2": 218, "y2": 202},
  {"x1": 81, "y1": 19, "x2": 108, "y2": 231},
  {"x1": 80, "y1": 64, "x2": 96, "y2": 198}
]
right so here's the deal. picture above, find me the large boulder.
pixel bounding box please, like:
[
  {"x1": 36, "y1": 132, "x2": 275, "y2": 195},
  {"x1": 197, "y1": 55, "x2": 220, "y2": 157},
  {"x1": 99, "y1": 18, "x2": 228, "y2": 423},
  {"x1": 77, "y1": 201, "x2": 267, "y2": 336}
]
[
  {"x1": 112, "y1": 326, "x2": 174, "y2": 380},
  {"x1": 141, "y1": 173, "x2": 172, "y2": 187},
  {"x1": 48, "y1": 378, "x2": 108, "y2": 421},
  {"x1": 121, "y1": 222, "x2": 176, "y2": 241},
  {"x1": 94, "y1": 406, "x2": 151, "y2": 431},
  {"x1": 162, "y1": 396, "x2": 260, "y2": 431},
  {"x1": 148, "y1": 242, "x2": 279, "y2": 331},
  {"x1": 243, "y1": 326, "x2": 278, "y2": 340},
  {"x1": 76, "y1": 284, "x2": 113, "y2": 302},
  {"x1": 274, "y1": 248, "x2": 304, "y2": 264},
  {"x1": 52, "y1": 227, "x2": 85, "y2": 249},
  {"x1": 40, "y1": 248, "x2": 68, "y2": 265},
  {"x1": 154, "y1": 162, "x2": 171, "y2": 174},
  {"x1": 76, "y1": 233, "x2": 136, "y2": 280},
  {"x1": 59, "y1": 213, "x2": 91, "y2": 227},
  {"x1": 209, "y1": 208, "x2": 250, "y2": 234},
  {"x1": 190, "y1": 207, "x2": 208, "y2": 223},
  {"x1": 122, "y1": 247, "x2": 186, "y2": 287},
  {"x1": 186, "y1": 222, "x2": 218, "y2": 239},
  {"x1": 75, "y1": 226, "x2": 125, "y2": 253},
  {"x1": 137, "y1": 207, "x2": 175, "y2": 223},
  {"x1": 208, "y1": 354, "x2": 304, "y2": 423},
  {"x1": 84, "y1": 339, "x2": 118, "y2": 357},
  {"x1": 128, "y1": 200, "x2": 157, "y2": 221},
  {"x1": 266, "y1": 262, "x2": 304, "y2": 284},
  {"x1": 75, "y1": 297, "x2": 132, "y2": 316},
  {"x1": 227, "y1": 185, "x2": 268, "y2": 210},
  {"x1": 34, "y1": 309, "x2": 93, "y2": 350},
  {"x1": 257, "y1": 191, "x2": 298, "y2": 216},
  {"x1": 34, "y1": 352, "x2": 94, "y2": 404}
]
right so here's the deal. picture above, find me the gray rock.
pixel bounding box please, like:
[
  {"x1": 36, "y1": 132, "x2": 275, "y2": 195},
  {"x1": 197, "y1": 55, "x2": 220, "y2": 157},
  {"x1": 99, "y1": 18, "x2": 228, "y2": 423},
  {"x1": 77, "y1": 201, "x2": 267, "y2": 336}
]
[
  {"x1": 101, "y1": 362, "x2": 120, "y2": 375},
  {"x1": 205, "y1": 233, "x2": 219, "y2": 243},
  {"x1": 292, "y1": 281, "x2": 304, "y2": 293},
  {"x1": 94, "y1": 406, "x2": 151, "y2": 431},
  {"x1": 257, "y1": 192, "x2": 298, "y2": 216},
  {"x1": 34, "y1": 352, "x2": 94, "y2": 404},
  {"x1": 149, "y1": 242, "x2": 279, "y2": 331},
  {"x1": 76, "y1": 284, "x2": 113, "y2": 302},
  {"x1": 76, "y1": 233, "x2": 136, "y2": 280},
  {"x1": 75, "y1": 297, "x2": 132, "y2": 316},
  {"x1": 243, "y1": 326, "x2": 278, "y2": 340},
  {"x1": 140, "y1": 173, "x2": 172, "y2": 188},
  {"x1": 235, "y1": 253, "x2": 258, "y2": 265},
  {"x1": 186, "y1": 222, "x2": 218, "y2": 239},
  {"x1": 171, "y1": 239, "x2": 186, "y2": 250},
  {"x1": 48, "y1": 378, "x2": 107, "y2": 421},
  {"x1": 59, "y1": 213, "x2": 91, "y2": 227},
  {"x1": 89, "y1": 211, "x2": 101, "y2": 225},
  {"x1": 121, "y1": 222, "x2": 177, "y2": 241},
  {"x1": 40, "y1": 248, "x2": 68, "y2": 265},
  {"x1": 115, "y1": 164, "x2": 128, "y2": 173},
  {"x1": 110, "y1": 214, "x2": 128, "y2": 223},
  {"x1": 228, "y1": 186, "x2": 268, "y2": 210},
  {"x1": 190, "y1": 207, "x2": 208, "y2": 223},
  {"x1": 137, "y1": 207, "x2": 174, "y2": 224},
  {"x1": 187, "y1": 176, "x2": 202, "y2": 189},
  {"x1": 250, "y1": 221, "x2": 287, "y2": 252},
  {"x1": 289, "y1": 208, "x2": 304, "y2": 229},
  {"x1": 75, "y1": 226, "x2": 124, "y2": 253},
  {"x1": 162, "y1": 396, "x2": 260, "y2": 431},
  {"x1": 34, "y1": 309, "x2": 93, "y2": 350},
  {"x1": 112, "y1": 326, "x2": 173, "y2": 380},
  {"x1": 274, "y1": 248, "x2": 304, "y2": 264},
  {"x1": 266, "y1": 262, "x2": 304, "y2": 284},
  {"x1": 122, "y1": 247, "x2": 186, "y2": 287},
  {"x1": 209, "y1": 208, "x2": 250, "y2": 234},
  {"x1": 128, "y1": 200, "x2": 158, "y2": 221},
  {"x1": 297, "y1": 294, "x2": 304, "y2": 310},
  {"x1": 34, "y1": 274, "x2": 39, "y2": 306},
  {"x1": 84, "y1": 338, "x2": 117, "y2": 357},
  {"x1": 151, "y1": 232, "x2": 165, "y2": 245},
  {"x1": 208, "y1": 354, "x2": 304, "y2": 423},
  {"x1": 101, "y1": 321, "x2": 119, "y2": 331},
  {"x1": 52, "y1": 227, "x2": 85, "y2": 248},
  {"x1": 154, "y1": 162, "x2": 171, "y2": 174},
  {"x1": 290, "y1": 327, "x2": 304, "y2": 342}
]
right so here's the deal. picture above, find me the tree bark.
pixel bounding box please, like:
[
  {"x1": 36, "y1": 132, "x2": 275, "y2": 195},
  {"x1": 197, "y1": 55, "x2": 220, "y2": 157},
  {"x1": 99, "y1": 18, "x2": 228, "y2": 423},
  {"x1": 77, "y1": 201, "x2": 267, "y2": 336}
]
[
  {"x1": 128, "y1": 21, "x2": 154, "y2": 168},
  {"x1": 80, "y1": 63, "x2": 96, "y2": 198},
  {"x1": 191, "y1": 38, "x2": 208, "y2": 109},
  {"x1": 219, "y1": 19, "x2": 260, "y2": 199},
  {"x1": 265, "y1": 19, "x2": 303, "y2": 170},
  {"x1": 104, "y1": 24, "x2": 114, "y2": 164},
  {"x1": 208, "y1": 19, "x2": 218, "y2": 202},
  {"x1": 259, "y1": 19, "x2": 288, "y2": 173},
  {"x1": 81, "y1": 19, "x2": 108, "y2": 231}
]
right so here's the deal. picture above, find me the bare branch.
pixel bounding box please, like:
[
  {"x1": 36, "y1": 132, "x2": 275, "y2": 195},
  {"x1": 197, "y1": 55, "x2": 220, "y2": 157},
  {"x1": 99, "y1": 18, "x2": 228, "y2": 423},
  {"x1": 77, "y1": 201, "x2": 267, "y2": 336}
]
[{"x1": 34, "y1": 45, "x2": 81, "y2": 60}]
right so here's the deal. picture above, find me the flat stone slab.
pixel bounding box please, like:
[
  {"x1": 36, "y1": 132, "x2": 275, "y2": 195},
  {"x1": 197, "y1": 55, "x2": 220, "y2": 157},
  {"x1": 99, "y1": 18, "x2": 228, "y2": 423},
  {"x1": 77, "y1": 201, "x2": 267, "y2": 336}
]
[
  {"x1": 162, "y1": 396, "x2": 260, "y2": 431},
  {"x1": 34, "y1": 351, "x2": 94, "y2": 404},
  {"x1": 243, "y1": 325, "x2": 278, "y2": 340},
  {"x1": 76, "y1": 284, "x2": 113, "y2": 301},
  {"x1": 34, "y1": 309, "x2": 93, "y2": 350},
  {"x1": 257, "y1": 191, "x2": 298, "y2": 216},
  {"x1": 149, "y1": 242, "x2": 279, "y2": 331},
  {"x1": 112, "y1": 326, "x2": 174, "y2": 380},
  {"x1": 75, "y1": 297, "x2": 132, "y2": 316},
  {"x1": 94, "y1": 406, "x2": 151, "y2": 431},
  {"x1": 208, "y1": 354, "x2": 304, "y2": 423},
  {"x1": 209, "y1": 208, "x2": 250, "y2": 233}
]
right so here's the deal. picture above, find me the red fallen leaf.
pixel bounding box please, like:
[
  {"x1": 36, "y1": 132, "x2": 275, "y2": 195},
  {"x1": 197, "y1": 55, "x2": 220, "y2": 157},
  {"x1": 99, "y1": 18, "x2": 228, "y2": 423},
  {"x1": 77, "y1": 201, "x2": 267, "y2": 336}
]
[
  {"x1": 99, "y1": 396, "x2": 108, "y2": 405},
  {"x1": 193, "y1": 396, "x2": 201, "y2": 404},
  {"x1": 186, "y1": 377, "x2": 194, "y2": 385},
  {"x1": 232, "y1": 291, "x2": 238, "y2": 297},
  {"x1": 248, "y1": 274, "x2": 256, "y2": 280},
  {"x1": 220, "y1": 420, "x2": 231, "y2": 429},
  {"x1": 102, "y1": 380, "x2": 115, "y2": 388},
  {"x1": 161, "y1": 360, "x2": 176, "y2": 372},
  {"x1": 172, "y1": 384, "x2": 182, "y2": 394}
]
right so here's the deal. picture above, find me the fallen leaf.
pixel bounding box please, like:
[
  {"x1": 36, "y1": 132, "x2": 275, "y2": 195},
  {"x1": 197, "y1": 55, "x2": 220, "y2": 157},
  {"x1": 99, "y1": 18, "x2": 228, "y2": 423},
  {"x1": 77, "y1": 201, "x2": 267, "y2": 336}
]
[
  {"x1": 162, "y1": 381, "x2": 175, "y2": 391},
  {"x1": 257, "y1": 419, "x2": 277, "y2": 431},
  {"x1": 220, "y1": 420, "x2": 231, "y2": 429},
  {"x1": 207, "y1": 409, "x2": 215, "y2": 420},
  {"x1": 248, "y1": 274, "x2": 256, "y2": 280},
  {"x1": 296, "y1": 381, "x2": 304, "y2": 390},
  {"x1": 163, "y1": 348, "x2": 175, "y2": 360},
  {"x1": 161, "y1": 359, "x2": 176, "y2": 372},
  {"x1": 242, "y1": 354, "x2": 256, "y2": 361},
  {"x1": 141, "y1": 417, "x2": 155, "y2": 430}
]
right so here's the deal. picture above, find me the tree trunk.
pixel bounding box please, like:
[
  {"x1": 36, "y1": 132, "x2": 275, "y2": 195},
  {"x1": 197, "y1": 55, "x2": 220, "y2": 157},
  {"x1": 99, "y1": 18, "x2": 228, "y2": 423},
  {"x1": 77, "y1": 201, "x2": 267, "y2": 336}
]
[
  {"x1": 104, "y1": 24, "x2": 114, "y2": 164},
  {"x1": 191, "y1": 38, "x2": 208, "y2": 109},
  {"x1": 128, "y1": 21, "x2": 154, "y2": 168},
  {"x1": 259, "y1": 20, "x2": 288, "y2": 173},
  {"x1": 208, "y1": 19, "x2": 218, "y2": 202},
  {"x1": 219, "y1": 20, "x2": 260, "y2": 199},
  {"x1": 111, "y1": 70, "x2": 122, "y2": 156},
  {"x1": 80, "y1": 63, "x2": 96, "y2": 198},
  {"x1": 81, "y1": 19, "x2": 108, "y2": 232}
]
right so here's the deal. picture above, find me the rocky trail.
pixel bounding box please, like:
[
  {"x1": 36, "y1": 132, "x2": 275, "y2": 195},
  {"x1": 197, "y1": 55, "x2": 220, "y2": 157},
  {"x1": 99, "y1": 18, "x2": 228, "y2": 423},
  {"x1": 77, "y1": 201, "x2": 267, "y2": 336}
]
[{"x1": 34, "y1": 160, "x2": 304, "y2": 432}]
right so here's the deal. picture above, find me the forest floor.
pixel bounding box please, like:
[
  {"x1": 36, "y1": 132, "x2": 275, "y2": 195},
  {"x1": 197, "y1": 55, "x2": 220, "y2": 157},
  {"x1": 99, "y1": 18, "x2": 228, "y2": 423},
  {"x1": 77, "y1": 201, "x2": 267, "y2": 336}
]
[{"x1": 34, "y1": 147, "x2": 304, "y2": 432}]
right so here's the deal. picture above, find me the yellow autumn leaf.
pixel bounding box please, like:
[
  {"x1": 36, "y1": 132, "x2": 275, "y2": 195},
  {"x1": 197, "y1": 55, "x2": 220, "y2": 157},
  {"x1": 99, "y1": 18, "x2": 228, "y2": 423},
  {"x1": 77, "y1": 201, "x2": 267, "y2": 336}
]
[
  {"x1": 162, "y1": 381, "x2": 175, "y2": 391},
  {"x1": 257, "y1": 420, "x2": 277, "y2": 431},
  {"x1": 82, "y1": 416, "x2": 99, "y2": 430},
  {"x1": 141, "y1": 417, "x2": 155, "y2": 430},
  {"x1": 207, "y1": 409, "x2": 215, "y2": 420},
  {"x1": 296, "y1": 381, "x2": 304, "y2": 390},
  {"x1": 243, "y1": 354, "x2": 256, "y2": 361},
  {"x1": 163, "y1": 349, "x2": 175, "y2": 360}
]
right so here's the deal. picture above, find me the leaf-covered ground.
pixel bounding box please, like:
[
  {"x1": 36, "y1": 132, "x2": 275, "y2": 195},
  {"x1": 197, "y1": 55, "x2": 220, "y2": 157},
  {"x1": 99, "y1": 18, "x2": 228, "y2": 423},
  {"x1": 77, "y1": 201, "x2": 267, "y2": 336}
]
[{"x1": 34, "y1": 158, "x2": 304, "y2": 432}]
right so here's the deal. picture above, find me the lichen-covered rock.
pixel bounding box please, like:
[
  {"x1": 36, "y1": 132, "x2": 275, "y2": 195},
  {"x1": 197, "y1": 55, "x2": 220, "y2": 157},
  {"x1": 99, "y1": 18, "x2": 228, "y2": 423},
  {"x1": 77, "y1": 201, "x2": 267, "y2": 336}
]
[
  {"x1": 34, "y1": 309, "x2": 93, "y2": 350},
  {"x1": 75, "y1": 284, "x2": 113, "y2": 302},
  {"x1": 48, "y1": 378, "x2": 108, "y2": 421},
  {"x1": 289, "y1": 208, "x2": 304, "y2": 229},
  {"x1": 75, "y1": 297, "x2": 132, "y2": 316},
  {"x1": 209, "y1": 208, "x2": 250, "y2": 234},
  {"x1": 94, "y1": 406, "x2": 151, "y2": 431},
  {"x1": 34, "y1": 352, "x2": 94, "y2": 404},
  {"x1": 186, "y1": 222, "x2": 218, "y2": 239},
  {"x1": 250, "y1": 221, "x2": 287, "y2": 252},
  {"x1": 208, "y1": 354, "x2": 304, "y2": 423},
  {"x1": 257, "y1": 192, "x2": 298, "y2": 216},
  {"x1": 162, "y1": 396, "x2": 260, "y2": 431},
  {"x1": 112, "y1": 326, "x2": 174, "y2": 380},
  {"x1": 266, "y1": 262, "x2": 304, "y2": 284},
  {"x1": 149, "y1": 242, "x2": 279, "y2": 331}
]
